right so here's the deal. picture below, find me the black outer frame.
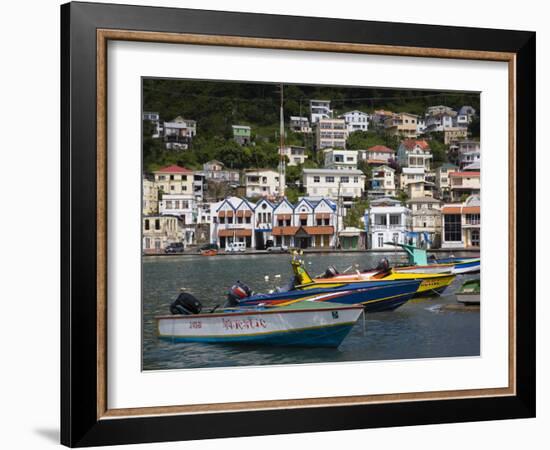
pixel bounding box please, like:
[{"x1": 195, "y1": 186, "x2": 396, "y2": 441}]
[{"x1": 61, "y1": 1, "x2": 536, "y2": 447}]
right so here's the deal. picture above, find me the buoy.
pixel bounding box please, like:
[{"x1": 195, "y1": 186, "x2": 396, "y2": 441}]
[
  {"x1": 274, "y1": 274, "x2": 281, "y2": 278},
  {"x1": 264, "y1": 275, "x2": 269, "y2": 281}
]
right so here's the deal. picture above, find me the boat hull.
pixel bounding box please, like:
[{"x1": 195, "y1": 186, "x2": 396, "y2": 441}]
[
  {"x1": 435, "y1": 257, "x2": 480, "y2": 274},
  {"x1": 157, "y1": 304, "x2": 363, "y2": 348},
  {"x1": 311, "y1": 272, "x2": 455, "y2": 296},
  {"x1": 239, "y1": 279, "x2": 422, "y2": 313},
  {"x1": 456, "y1": 293, "x2": 480, "y2": 304}
]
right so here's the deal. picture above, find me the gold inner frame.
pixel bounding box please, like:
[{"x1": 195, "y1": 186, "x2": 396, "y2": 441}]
[{"x1": 96, "y1": 29, "x2": 517, "y2": 420}]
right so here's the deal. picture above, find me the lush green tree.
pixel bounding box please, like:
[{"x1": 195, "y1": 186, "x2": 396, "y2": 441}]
[{"x1": 344, "y1": 199, "x2": 369, "y2": 229}]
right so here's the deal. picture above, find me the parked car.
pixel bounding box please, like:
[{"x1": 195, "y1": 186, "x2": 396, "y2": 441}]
[
  {"x1": 164, "y1": 242, "x2": 185, "y2": 254},
  {"x1": 267, "y1": 245, "x2": 289, "y2": 253},
  {"x1": 226, "y1": 242, "x2": 246, "y2": 253},
  {"x1": 197, "y1": 243, "x2": 219, "y2": 253}
]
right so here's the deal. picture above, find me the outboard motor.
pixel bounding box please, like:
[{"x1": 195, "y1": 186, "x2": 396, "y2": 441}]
[
  {"x1": 375, "y1": 257, "x2": 390, "y2": 272},
  {"x1": 170, "y1": 292, "x2": 202, "y2": 315},
  {"x1": 226, "y1": 281, "x2": 252, "y2": 306},
  {"x1": 324, "y1": 265, "x2": 340, "y2": 278}
]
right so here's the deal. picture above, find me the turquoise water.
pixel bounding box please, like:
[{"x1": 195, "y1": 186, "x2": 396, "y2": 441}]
[{"x1": 142, "y1": 252, "x2": 480, "y2": 370}]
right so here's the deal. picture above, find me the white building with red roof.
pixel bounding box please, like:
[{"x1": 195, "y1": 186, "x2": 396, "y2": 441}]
[
  {"x1": 359, "y1": 145, "x2": 395, "y2": 165},
  {"x1": 397, "y1": 139, "x2": 433, "y2": 170}
]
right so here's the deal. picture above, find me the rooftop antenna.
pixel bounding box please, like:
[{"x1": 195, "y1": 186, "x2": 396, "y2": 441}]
[{"x1": 278, "y1": 83, "x2": 286, "y2": 198}]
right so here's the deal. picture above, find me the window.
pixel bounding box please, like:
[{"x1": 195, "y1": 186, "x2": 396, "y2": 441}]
[
  {"x1": 466, "y1": 214, "x2": 480, "y2": 225},
  {"x1": 326, "y1": 176, "x2": 335, "y2": 183},
  {"x1": 354, "y1": 177, "x2": 359, "y2": 183},
  {"x1": 182, "y1": 186, "x2": 187, "y2": 191},
  {"x1": 227, "y1": 217, "x2": 233, "y2": 224},
  {"x1": 154, "y1": 219, "x2": 160, "y2": 230},
  {"x1": 145, "y1": 237, "x2": 150, "y2": 249},
  {"x1": 300, "y1": 219, "x2": 307, "y2": 226},
  {"x1": 144, "y1": 219, "x2": 150, "y2": 230},
  {"x1": 166, "y1": 200, "x2": 172, "y2": 209},
  {"x1": 444, "y1": 214, "x2": 462, "y2": 242},
  {"x1": 377, "y1": 234, "x2": 384, "y2": 247},
  {"x1": 219, "y1": 217, "x2": 225, "y2": 224},
  {"x1": 170, "y1": 185, "x2": 175, "y2": 191},
  {"x1": 246, "y1": 216, "x2": 251, "y2": 224},
  {"x1": 392, "y1": 233, "x2": 399, "y2": 243},
  {"x1": 341, "y1": 176, "x2": 349, "y2": 183},
  {"x1": 316, "y1": 219, "x2": 322, "y2": 226},
  {"x1": 390, "y1": 215, "x2": 400, "y2": 226},
  {"x1": 170, "y1": 175, "x2": 174, "y2": 180},
  {"x1": 237, "y1": 217, "x2": 243, "y2": 224},
  {"x1": 375, "y1": 215, "x2": 387, "y2": 226},
  {"x1": 313, "y1": 176, "x2": 320, "y2": 183},
  {"x1": 428, "y1": 203, "x2": 433, "y2": 209},
  {"x1": 471, "y1": 229, "x2": 480, "y2": 247}
]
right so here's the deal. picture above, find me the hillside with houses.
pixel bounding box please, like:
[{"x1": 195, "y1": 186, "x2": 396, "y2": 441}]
[{"x1": 142, "y1": 81, "x2": 481, "y2": 254}]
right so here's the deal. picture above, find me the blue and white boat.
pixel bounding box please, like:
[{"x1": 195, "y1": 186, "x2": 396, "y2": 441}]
[
  {"x1": 156, "y1": 301, "x2": 364, "y2": 348},
  {"x1": 432, "y1": 257, "x2": 480, "y2": 274},
  {"x1": 235, "y1": 278, "x2": 422, "y2": 313}
]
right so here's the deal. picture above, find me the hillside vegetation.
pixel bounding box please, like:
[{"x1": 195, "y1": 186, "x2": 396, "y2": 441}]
[{"x1": 142, "y1": 79, "x2": 480, "y2": 173}]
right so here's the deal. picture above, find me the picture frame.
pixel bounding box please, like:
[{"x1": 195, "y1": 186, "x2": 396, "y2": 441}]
[{"x1": 60, "y1": 1, "x2": 536, "y2": 447}]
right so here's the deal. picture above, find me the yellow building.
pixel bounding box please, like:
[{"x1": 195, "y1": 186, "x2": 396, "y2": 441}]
[{"x1": 153, "y1": 164, "x2": 194, "y2": 195}]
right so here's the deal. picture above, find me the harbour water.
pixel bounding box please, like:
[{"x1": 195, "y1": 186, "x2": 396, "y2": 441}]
[{"x1": 142, "y1": 252, "x2": 480, "y2": 370}]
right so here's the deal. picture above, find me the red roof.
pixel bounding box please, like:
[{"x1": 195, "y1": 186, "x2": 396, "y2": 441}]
[
  {"x1": 449, "y1": 171, "x2": 480, "y2": 178},
  {"x1": 401, "y1": 139, "x2": 430, "y2": 150},
  {"x1": 367, "y1": 145, "x2": 394, "y2": 153},
  {"x1": 154, "y1": 164, "x2": 193, "y2": 174}
]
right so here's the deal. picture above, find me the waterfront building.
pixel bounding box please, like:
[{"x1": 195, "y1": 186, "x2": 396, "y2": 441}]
[
  {"x1": 253, "y1": 198, "x2": 275, "y2": 249},
  {"x1": 272, "y1": 197, "x2": 338, "y2": 249},
  {"x1": 201, "y1": 160, "x2": 240, "y2": 184},
  {"x1": 384, "y1": 112, "x2": 419, "y2": 139},
  {"x1": 366, "y1": 197, "x2": 412, "y2": 249},
  {"x1": 244, "y1": 169, "x2": 283, "y2": 199},
  {"x1": 142, "y1": 111, "x2": 162, "y2": 138},
  {"x1": 358, "y1": 145, "x2": 395, "y2": 165},
  {"x1": 323, "y1": 148, "x2": 358, "y2": 170},
  {"x1": 211, "y1": 197, "x2": 255, "y2": 250},
  {"x1": 142, "y1": 215, "x2": 183, "y2": 253},
  {"x1": 289, "y1": 116, "x2": 312, "y2": 133},
  {"x1": 441, "y1": 195, "x2": 480, "y2": 249},
  {"x1": 397, "y1": 139, "x2": 432, "y2": 170},
  {"x1": 143, "y1": 177, "x2": 159, "y2": 215},
  {"x1": 406, "y1": 196, "x2": 442, "y2": 249},
  {"x1": 435, "y1": 163, "x2": 458, "y2": 200},
  {"x1": 302, "y1": 168, "x2": 366, "y2": 207},
  {"x1": 338, "y1": 227, "x2": 366, "y2": 250},
  {"x1": 232, "y1": 125, "x2": 251, "y2": 145},
  {"x1": 163, "y1": 116, "x2": 196, "y2": 150},
  {"x1": 315, "y1": 118, "x2": 348, "y2": 150},
  {"x1": 449, "y1": 171, "x2": 480, "y2": 202},
  {"x1": 280, "y1": 145, "x2": 308, "y2": 166},
  {"x1": 153, "y1": 165, "x2": 194, "y2": 196},
  {"x1": 310, "y1": 99, "x2": 333, "y2": 124},
  {"x1": 368, "y1": 165, "x2": 396, "y2": 198},
  {"x1": 338, "y1": 110, "x2": 370, "y2": 133}
]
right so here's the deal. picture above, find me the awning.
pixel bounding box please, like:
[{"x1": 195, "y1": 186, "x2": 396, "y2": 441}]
[
  {"x1": 303, "y1": 226, "x2": 334, "y2": 235},
  {"x1": 315, "y1": 213, "x2": 330, "y2": 220},
  {"x1": 272, "y1": 226, "x2": 299, "y2": 236},
  {"x1": 235, "y1": 210, "x2": 252, "y2": 218},
  {"x1": 218, "y1": 210, "x2": 226, "y2": 217},
  {"x1": 299, "y1": 213, "x2": 308, "y2": 220},
  {"x1": 218, "y1": 228, "x2": 252, "y2": 237},
  {"x1": 442, "y1": 206, "x2": 461, "y2": 214},
  {"x1": 462, "y1": 206, "x2": 480, "y2": 214},
  {"x1": 225, "y1": 210, "x2": 234, "y2": 217},
  {"x1": 276, "y1": 214, "x2": 291, "y2": 221}
]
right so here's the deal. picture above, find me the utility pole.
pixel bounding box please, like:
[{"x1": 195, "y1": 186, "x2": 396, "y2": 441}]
[{"x1": 278, "y1": 83, "x2": 286, "y2": 198}]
